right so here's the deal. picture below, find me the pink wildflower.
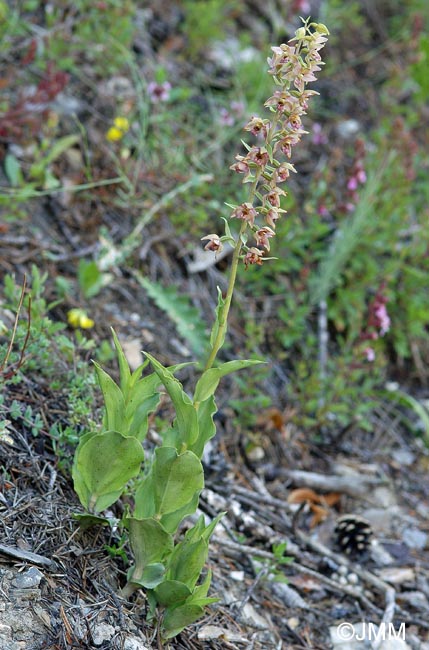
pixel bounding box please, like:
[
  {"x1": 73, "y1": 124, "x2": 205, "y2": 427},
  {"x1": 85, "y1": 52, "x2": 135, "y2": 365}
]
[
  {"x1": 276, "y1": 132, "x2": 303, "y2": 157},
  {"x1": 231, "y1": 202, "x2": 258, "y2": 227},
  {"x1": 255, "y1": 227, "x2": 275, "y2": 251},
  {"x1": 347, "y1": 176, "x2": 358, "y2": 191},
  {"x1": 247, "y1": 146, "x2": 269, "y2": 167},
  {"x1": 364, "y1": 347, "x2": 376, "y2": 362},
  {"x1": 201, "y1": 234, "x2": 223, "y2": 254},
  {"x1": 227, "y1": 22, "x2": 328, "y2": 269},
  {"x1": 312, "y1": 123, "x2": 328, "y2": 145},
  {"x1": 317, "y1": 204, "x2": 329, "y2": 217},
  {"x1": 219, "y1": 108, "x2": 234, "y2": 126},
  {"x1": 243, "y1": 247, "x2": 264, "y2": 268},
  {"x1": 265, "y1": 208, "x2": 281, "y2": 229},
  {"x1": 147, "y1": 81, "x2": 171, "y2": 103},
  {"x1": 230, "y1": 155, "x2": 250, "y2": 175},
  {"x1": 275, "y1": 162, "x2": 295, "y2": 182},
  {"x1": 265, "y1": 187, "x2": 287, "y2": 208},
  {"x1": 244, "y1": 116, "x2": 270, "y2": 138},
  {"x1": 356, "y1": 168, "x2": 367, "y2": 184},
  {"x1": 292, "y1": 0, "x2": 311, "y2": 12},
  {"x1": 374, "y1": 304, "x2": 390, "y2": 335}
]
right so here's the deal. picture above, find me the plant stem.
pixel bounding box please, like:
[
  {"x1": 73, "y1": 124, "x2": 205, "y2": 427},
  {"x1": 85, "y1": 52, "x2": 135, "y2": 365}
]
[
  {"x1": 203, "y1": 223, "x2": 245, "y2": 371},
  {"x1": 204, "y1": 174, "x2": 262, "y2": 371}
]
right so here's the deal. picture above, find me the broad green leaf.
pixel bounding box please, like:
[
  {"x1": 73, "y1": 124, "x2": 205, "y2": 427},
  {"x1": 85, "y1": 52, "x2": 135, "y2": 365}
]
[
  {"x1": 162, "y1": 604, "x2": 205, "y2": 639},
  {"x1": 126, "y1": 362, "x2": 194, "y2": 423},
  {"x1": 127, "y1": 392, "x2": 160, "y2": 441},
  {"x1": 161, "y1": 423, "x2": 182, "y2": 450},
  {"x1": 72, "y1": 430, "x2": 144, "y2": 512},
  {"x1": 72, "y1": 513, "x2": 113, "y2": 531},
  {"x1": 194, "y1": 359, "x2": 263, "y2": 403},
  {"x1": 124, "y1": 361, "x2": 204, "y2": 447},
  {"x1": 167, "y1": 538, "x2": 208, "y2": 589},
  {"x1": 154, "y1": 580, "x2": 191, "y2": 607},
  {"x1": 189, "y1": 395, "x2": 217, "y2": 458},
  {"x1": 153, "y1": 448, "x2": 203, "y2": 517},
  {"x1": 74, "y1": 428, "x2": 99, "y2": 452},
  {"x1": 128, "y1": 563, "x2": 166, "y2": 589},
  {"x1": 145, "y1": 354, "x2": 199, "y2": 448},
  {"x1": 93, "y1": 362, "x2": 125, "y2": 432},
  {"x1": 160, "y1": 492, "x2": 201, "y2": 535},
  {"x1": 125, "y1": 517, "x2": 173, "y2": 589},
  {"x1": 133, "y1": 472, "x2": 156, "y2": 520},
  {"x1": 134, "y1": 447, "x2": 203, "y2": 532}
]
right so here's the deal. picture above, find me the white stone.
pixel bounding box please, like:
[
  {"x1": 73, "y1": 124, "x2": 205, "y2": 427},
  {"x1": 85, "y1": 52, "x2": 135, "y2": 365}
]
[
  {"x1": 91, "y1": 622, "x2": 116, "y2": 646},
  {"x1": 123, "y1": 636, "x2": 150, "y2": 650},
  {"x1": 230, "y1": 570, "x2": 245, "y2": 581}
]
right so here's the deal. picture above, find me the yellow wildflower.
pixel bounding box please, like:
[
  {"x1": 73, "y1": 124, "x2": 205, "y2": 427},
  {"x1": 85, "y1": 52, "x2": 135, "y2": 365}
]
[
  {"x1": 106, "y1": 126, "x2": 124, "y2": 142},
  {"x1": 106, "y1": 116, "x2": 130, "y2": 142},
  {"x1": 67, "y1": 309, "x2": 95, "y2": 329},
  {"x1": 113, "y1": 116, "x2": 129, "y2": 132}
]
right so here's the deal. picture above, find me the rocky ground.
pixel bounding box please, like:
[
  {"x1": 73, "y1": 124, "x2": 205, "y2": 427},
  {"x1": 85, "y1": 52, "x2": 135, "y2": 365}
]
[{"x1": 1, "y1": 364, "x2": 429, "y2": 649}]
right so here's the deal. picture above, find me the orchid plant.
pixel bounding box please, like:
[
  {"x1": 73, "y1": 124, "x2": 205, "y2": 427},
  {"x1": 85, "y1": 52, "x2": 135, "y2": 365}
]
[{"x1": 72, "y1": 19, "x2": 329, "y2": 642}]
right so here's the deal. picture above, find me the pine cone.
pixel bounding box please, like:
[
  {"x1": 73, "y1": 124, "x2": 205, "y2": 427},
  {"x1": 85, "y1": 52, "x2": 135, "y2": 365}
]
[{"x1": 334, "y1": 514, "x2": 373, "y2": 557}]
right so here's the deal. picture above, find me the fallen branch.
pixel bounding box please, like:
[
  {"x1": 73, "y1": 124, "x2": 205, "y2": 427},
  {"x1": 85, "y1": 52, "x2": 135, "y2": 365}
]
[
  {"x1": 279, "y1": 468, "x2": 386, "y2": 499},
  {"x1": 0, "y1": 543, "x2": 57, "y2": 569}
]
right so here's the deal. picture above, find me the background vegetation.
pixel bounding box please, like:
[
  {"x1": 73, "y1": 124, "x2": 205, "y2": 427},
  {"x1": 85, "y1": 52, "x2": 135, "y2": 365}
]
[{"x1": 1, "y1": 0, "x2": 429, "y2": 467}]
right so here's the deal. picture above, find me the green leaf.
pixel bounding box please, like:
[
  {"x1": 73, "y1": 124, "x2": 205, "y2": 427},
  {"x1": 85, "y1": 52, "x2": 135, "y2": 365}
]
[
  {"x1": 4, "y1": 153, "x2": 24, "y2": 187},
  {"x1": 134, "y1": 447, "x2": 204, "y2": 533},
  {"x1": 72, "y1": 513, "x2": 113, "y2": 531},
  {"x1": 72, "y1": 430, "x2": 144, "y2": 512},
  {"x1": 154, "y1": 580, "x2": 191, "y2": 607},
  {"x1": 164, "y1": 515, "x2": 223, "y2": 589},
  {"x1": 107, "y1": 331, "x2": 161, "y2": 441},
  {"x1": 127, "y1": 517, "x2": 173, "y2": 565},
  {"x1": 129, "y1": 563, "x2": 166, "y2": 589},
  {"x1": 126, "y1": 517, "x2": 173, "y2": 588},
  {"x1": 160, "y1": 492, "x2": 201, "y2": 537},
  {"x1": 93, "y1": 362, "x2": 125, "y2": 433},
  {"x1": 30, "y1": 135, "x2": 80, "y2": 179},
  {"x1": 167, "y1": 538, "x2": 208, "y2": 589},
  {"x1": 194, "y1": 359, "x2": 263, "y2": 403},
  {"x1": 127, "y1": 392, "x2": 160, "y2": 442},
  {"x1": 78, "y1": 260, "x2": 108, "y2": 299},
  {"x1": 192, "y1": 569, "x2": 213, "y2": 601},
  {"x1": 186, "y1": 512, "x2": 224, "y2": 544},
  {"x1": 162, "y1": 603, "x2": 205, "y2": 639},
  {"x1": 153, "y1": 448, "x2": 203, "y2": 518},
  {"x1": 209, "y1": 287, "x2": 226, "y2": 349},
  {"x1": 111, "y1": 328, "x2": 132, "y2": 392},
  {"x1": 189, "y1": 395, "x2": 217, "y2": 458},
  {"x1": 145, "y1": 354, "x2": 199, "y2": 449}
]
